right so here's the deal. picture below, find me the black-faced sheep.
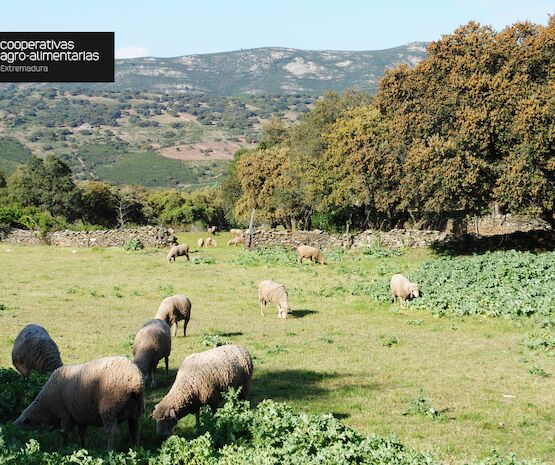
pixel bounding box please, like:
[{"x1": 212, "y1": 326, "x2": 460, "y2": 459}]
[
  {"x1": 12, "y1": 324, "x2": 63, "y2": 377},
  {"x1": 133, "y1": 319, "x2": 171, "y2": 388},
  {"x1": 297, "y1": 245, "x2": 326, "y2": 264},
  {"x1": 152, "y1": 344, "x2": 253, "y2": 436},
  {"x1": 258, "y1": 280, "x2": 290, "y2": 319},
  {"x1": 14, "y1": 356, "x2": 144, "y2": 450},
  {"x1": 390, "y1": 273, "x2": 420, "y2": 302},
  {"x1": 155, "y1": 295, "x2": 192, "y2": 337},
  {"x1": 167, "y1": 244, "x2": 190, "y2": 262}
]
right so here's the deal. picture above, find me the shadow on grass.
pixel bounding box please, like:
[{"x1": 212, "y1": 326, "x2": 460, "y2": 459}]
[
  {"x1": 251, "y1": 369, "x2": 344, "y2": 403},
  {"x1": 290, "y1": 309, "x2": 318, "y2": 318},
  {"x1": 431, "y1": 230, "x2": 555, "y2": 256}
]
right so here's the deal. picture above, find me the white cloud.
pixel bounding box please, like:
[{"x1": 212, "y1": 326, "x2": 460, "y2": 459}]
[{"x1": 115, "y1": 46, "x2": 149, "y2": 59}]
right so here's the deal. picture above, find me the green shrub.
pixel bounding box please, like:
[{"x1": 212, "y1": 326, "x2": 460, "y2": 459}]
[
  {"x1": 403, "y1": 389, "x2": 445, "y2": 420},
  {"x1": 232, "y1": 246, "x2": 297, "y2": 266},
  {"x1": 123, "y1": 238, "x2": 144, "y2": 251},
  {"x1": 0, "y1": 368, "x2": 50, "y2": 422}
]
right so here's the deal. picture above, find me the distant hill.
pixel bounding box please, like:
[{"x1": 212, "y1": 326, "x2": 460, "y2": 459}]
[{"x1": 110, "y1": 43, "x2": 428, "y2": 95}]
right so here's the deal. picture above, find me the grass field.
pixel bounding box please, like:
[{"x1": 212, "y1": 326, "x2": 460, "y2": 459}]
[{"x1": 0, "y1": 234, "x2": 554, "y2": 463}]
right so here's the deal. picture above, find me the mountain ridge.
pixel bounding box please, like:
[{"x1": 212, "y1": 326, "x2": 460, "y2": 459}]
[{"x1": 108, "y1": 42, "x2": 428, "y2": 95}]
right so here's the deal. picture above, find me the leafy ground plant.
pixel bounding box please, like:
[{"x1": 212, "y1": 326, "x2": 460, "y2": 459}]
[{"x1": 403, "y1": 389, "x2": 446, "y2": 420}]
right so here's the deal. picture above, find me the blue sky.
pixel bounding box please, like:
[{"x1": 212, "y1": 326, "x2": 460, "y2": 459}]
[{"x1": 1, "y1": 0, "x2": 553, "y2": 57}]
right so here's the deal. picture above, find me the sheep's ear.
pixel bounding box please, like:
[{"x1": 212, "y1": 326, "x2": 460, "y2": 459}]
[{"x1": 169, "y1": 408, "x2": 176, "y2": 420}]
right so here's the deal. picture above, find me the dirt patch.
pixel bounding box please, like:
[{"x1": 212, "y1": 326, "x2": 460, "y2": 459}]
[
  {"x1": 159, "y1": 140, "x2": 246, "y2": 161},
  {"x1": 151, "y1": 112, "x2": 198, "y2": 123}
]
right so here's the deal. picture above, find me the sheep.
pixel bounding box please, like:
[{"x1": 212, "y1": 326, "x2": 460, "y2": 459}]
[
  {"x1": 12, "y1": 324, "x2": 63, "y2": 377},
  {"x1": 205, "y1": 237, "x2": 217, "y2": 247},
  {"x1": 133, "y1": 319, "x2": 171, "y2": 388},
  {"x1": 207, "y1": 226, "x2": 217, "y2": 235},
  {"x1": 390, "y1": 274, "x2": 420, "y2": 302},
  {"x1": 167, "y1": 244, "x2": 190, "y2": 262},
  {"x1": 197, "y1": 238, "x2": 205, "y2": 248},
  {"x1": 155, "y1": 295, "x2": 192, "y2": 337},
  {"x1": 258, "y1": 280, "x2": 290, "y2": 319},
  {"x1": 227, "y1": 236, "x2": 244, "y2": 246},
  {"x1": 229, "y1": 229, "x2": 244, "y2": 238},
  {"x1": 152, "y1": 344, "x2": 253, "y2": 436},
  {"x1": 297, "y1": 245, "x2": 326, "y2": 265},
  {"x1": 14, "y1": 356, "x2": 144, "y2": 450}
]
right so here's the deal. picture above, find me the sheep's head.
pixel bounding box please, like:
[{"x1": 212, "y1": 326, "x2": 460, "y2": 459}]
[
  {"x1": 409, "y1": 283, "x2": 420, "y2": 299},
  {"x1": 279, "y1": 306, "x2": 289, "y2": 319},
  {"x1": 14, "y1": 403, "x2": 46, "y2": 429},
  {"x1": 153, "y1": 403, "x2": 178, "y2": 437}
]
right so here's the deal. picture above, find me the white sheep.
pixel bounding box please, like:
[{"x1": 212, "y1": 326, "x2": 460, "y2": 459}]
[
  {"x1": 12, "y1": 324, "x2": 63, "y2": 377},
  {"x1": 197, "y1": 238, "x2": 205, "y2": 248},
  {"x1": 390, "y1": 273, "x2": 420, "y2": 302},
  {"x1": 14, "y1": 356, "x2": 144, "y2": 450},
  {"x1": 228, "y1": 236, "x2": 244, "y2": 246},
  {"x1": 229, "y1": 229, "x2": 244, "y2": 238},
  {"x1": 297, "y1": 245, "x2": 326, "y2": 264},
  {"x1": 155, "y1": 295, "x2": 192, "y2": 337},
  {"x1": 133, "y1": 319, "x2": 171, "y2": 388},
  {"x1": 258, "y1": 280, "x2": 290, "y2": 319},
  {"x1": 207, "y1": 226, "x2": 217, "y2": 235},
  {"x1": 152, "y1": 344, "x2": 253, "y2": 436},
  {"x1": 167, "y1": 244, "x2": 190, "y2": 262}
]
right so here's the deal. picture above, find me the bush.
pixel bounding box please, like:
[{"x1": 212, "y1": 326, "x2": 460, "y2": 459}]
[
  {"x1": 232, "y1": 246, "x2": 297, "y2": 266},
  {"x1": 0, "y1": 368, "x2": 50, "y2": 422},
  {"x1": 123, "y1": 239, "x2": 144, "y2": 251}
]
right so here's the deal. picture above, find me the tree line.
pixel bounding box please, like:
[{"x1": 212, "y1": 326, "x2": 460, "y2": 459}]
[{"x1": 223, "y1": 19, "x2": 555, "y2": 231}]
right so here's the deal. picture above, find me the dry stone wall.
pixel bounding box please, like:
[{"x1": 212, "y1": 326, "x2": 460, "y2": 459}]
[
  {"x1": 249, "y1": 228, "x2": 452, "y2": 250},
  {"x1": 0, "y1": 226, "x2": 177, "y2": 248}
]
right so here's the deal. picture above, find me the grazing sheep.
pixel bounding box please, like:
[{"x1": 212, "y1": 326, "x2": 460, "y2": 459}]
[
  {"x1": 390, "y1": 274, "x2": 420, "y2": 302},
  {"x1": 152, "y1": 344, "x2": 253, "y2": 436},
  {"x1": 297, "y1": 245, "x2": 326, "y2": 265},
  {"x1": 207, "y1": 226, "x2": 218, "y2": 235},
  {"x1": 258, "y1": 280, "x2": 290, "y2": 319},
  {"x1": 155, "y1": 295, "x2": 192, "y2": 337},
  {"x1": 205, "y1": 237, "x2": 217, "y2": 247},
  {"x1": 227, "y1": 236, "x2": 244, "y2": 246},
  {"x1": 197, "y1": 238, "x2": 205, "y2": 248},
  {"x1": 133, "y1": 319, "x2": 171, "y2": 388},
  {"x1": 12, "y1": 324, "x2": 63, "y2": 377},
  {"x1": 14, "y1": 356, "x2": 144, "y2": 450},
  {"x1": 167, "y1": 244, "x2": 190, "y2": 262},
  {"x1": 229, "y1": 229, "x2": 243, "y2": 238}
]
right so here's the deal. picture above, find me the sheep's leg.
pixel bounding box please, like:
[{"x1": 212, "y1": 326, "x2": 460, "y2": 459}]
[
  {"x1": 105, "y1": 421, "x2": 119, "y2": 451},
  {"x1": 151, "y1": 369, "x2": 157, "y2": 388},
  {"x1": 183, "y1": 318, "x2": 189, "y2": 337},
  {"x1": 259, "y1": 299, "x2": 266, "y2": 316},
  {"x1": 171, "y1": 322, "x2": 177, "y2": 337},
  {"x1": 77, "y1": 423, "x2": 87, "y2": 448},
  {"x1": 60, "y1": 417, "x2": 75, "y2": 447},
  {"x1": 165, "y1": 356, "x2": 169, "y2": 378},
  {"x1": 185, "y1": 253, "x2": 190, "y2": 261},
  {"x1": 128, "y1": 417, "x2": 140, "y2": 447}
]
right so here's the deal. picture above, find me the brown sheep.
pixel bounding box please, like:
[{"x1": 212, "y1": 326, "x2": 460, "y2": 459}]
[
  {"x1": 133, "y1": 319, "x2": 171, "y2": 388},
  {"x1": 12, "y1": 324, "x2": 63, "y2": 377},
  {"x1": 227, "y1": 236, "x2": 245, "y2": 246},
  {"x1": 14, "y1": 356, "x2": 144, "y2": 450},
  {"x1": 152, "y1": 344, "x2": 253, "y2": 436},
  {"x1": 167, "y1": 244, "x2": 190, "y2": 262},
  {"x1": 155, "y1": 295, "x2": 192, "y2": 337},
  {"x1": 297, "y1": 245, "x2": 326, "y2": 264}
]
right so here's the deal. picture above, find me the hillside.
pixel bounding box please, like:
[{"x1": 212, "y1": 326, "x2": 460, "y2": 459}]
[{"x1": 110, "y1": 44, "x2": 428, "y2": 94}]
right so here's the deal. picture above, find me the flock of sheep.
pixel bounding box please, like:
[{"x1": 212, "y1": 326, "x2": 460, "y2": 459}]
[{"x1": 8, "y1": 229, "x2": 420, "y2": 451}]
